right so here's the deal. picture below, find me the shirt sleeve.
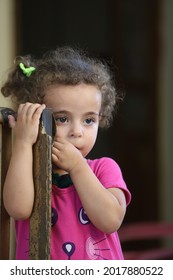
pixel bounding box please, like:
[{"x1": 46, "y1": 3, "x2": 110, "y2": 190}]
[{"x1": 89, "y1": 157, "x2": 131, "y2": 206}]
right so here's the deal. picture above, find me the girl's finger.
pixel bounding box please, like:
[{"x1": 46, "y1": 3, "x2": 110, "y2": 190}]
[
  {"x1": 32, "y1": 104, "x2": 46, "y2": 121},
  {"x1": 52, "y1": 146, "x2": 60, "y2": 155},
  {"x1": 24, "y1": 103, "x2": 44, "y2": 119},
  {"x1": 53, "y1": 140, "x2": 64, "y2": 149},
  {"x1": 17, "y1": 103, "x2": 45, "y2": 120},
  {"x1": 17, "y1": 102, "x2": 32, "y2": 114}
]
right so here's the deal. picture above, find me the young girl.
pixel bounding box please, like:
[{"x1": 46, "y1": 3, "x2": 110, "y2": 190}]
[{"x1": 1, "y1": 47, "x2": 131, "y2": 260}]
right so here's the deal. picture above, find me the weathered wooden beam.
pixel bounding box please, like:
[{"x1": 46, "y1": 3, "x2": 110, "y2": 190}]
[
  {"x1": 0, "y1": 107, "x2": 16, "y2": 125},
  {"x1": 29, "y1": 109, "x2": 53, "y2": 260},
  {"x1": 0, "y1": 107, "x2": 53, "y2": 260},
  {"x1": 0, "y1": 107, "x2": 14, "y2": 260}
]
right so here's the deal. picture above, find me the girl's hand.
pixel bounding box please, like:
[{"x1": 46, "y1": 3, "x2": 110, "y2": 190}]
[
  {"x1": 52, "y1": 137, "x2": 84, "y2": 172},
  {"x1": 8, "y1": 102, "x2": 46, "y2": 146}
]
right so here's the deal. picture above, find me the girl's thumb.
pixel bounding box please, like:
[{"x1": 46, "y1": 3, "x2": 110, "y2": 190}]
[{"x1": 8, "y1": 115, "x2": 16, "y2": 128}]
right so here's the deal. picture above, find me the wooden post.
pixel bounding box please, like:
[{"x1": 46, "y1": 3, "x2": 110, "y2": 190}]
[
  {"x1": 29, "y1": 109, "x2": 53, "y2": 260},
  {"x1": 0, "y1": 107, "x2": 53, "y2": 260},
  {"x1": 0, "y1": 108, "x2": 14, "y2": 259}
]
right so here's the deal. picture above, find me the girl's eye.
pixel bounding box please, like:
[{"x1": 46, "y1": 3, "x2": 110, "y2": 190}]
[
  {"x1": 55, "y1": 116, "x2": 68, "y2": 124},
  {"x1": 84, "y1": 118, "x2": 94, "y2": 125}
]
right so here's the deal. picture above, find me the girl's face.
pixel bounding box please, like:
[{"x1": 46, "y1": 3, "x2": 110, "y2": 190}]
[{"x1": 44, "y1": 84, "x2": 102, "y2": 157}]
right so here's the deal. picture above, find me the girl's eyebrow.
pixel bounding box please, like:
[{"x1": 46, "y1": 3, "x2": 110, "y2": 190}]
[
  {"x1": 53, "y1": 110, "x2": 99, "y2": 116},
  {"x1": 84, "y1": 112, "x2": 100, "y2": 117},
  {"x1": 52, "y1": 110, "x2": 70, "y2": 114}
]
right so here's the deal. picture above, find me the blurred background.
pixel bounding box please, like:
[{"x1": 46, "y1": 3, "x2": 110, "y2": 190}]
[{"x1": 0, "y1": 0, "x2": 173, "y2": 256}]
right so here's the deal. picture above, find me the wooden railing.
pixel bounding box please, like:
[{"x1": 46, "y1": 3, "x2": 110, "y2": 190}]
[{"x1": 0, "y1": 107, "x2": 53, "y2": 259}]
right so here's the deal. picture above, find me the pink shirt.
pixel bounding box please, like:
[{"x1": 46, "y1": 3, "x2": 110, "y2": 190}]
[{"x1": 15, "y1": 157, "x2": 131, "y2": 260}]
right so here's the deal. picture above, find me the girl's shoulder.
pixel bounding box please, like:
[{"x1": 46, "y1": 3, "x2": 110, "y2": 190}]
[
  {"x1": 87, "y1": 157, "x2": 121, "y2": 173},
  {"x1": 87, "y1": 157, "x2": 131, "y2": 205}
]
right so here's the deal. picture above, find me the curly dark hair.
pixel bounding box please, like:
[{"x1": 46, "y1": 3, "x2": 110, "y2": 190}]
[{"x1": 1, "y1": 47, "x2": 122, "y2": 128}]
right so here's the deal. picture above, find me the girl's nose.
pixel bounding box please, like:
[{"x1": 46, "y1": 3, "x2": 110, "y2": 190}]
[{"x1": 69, "y1": 123, "x2": 83, "y2": 137}]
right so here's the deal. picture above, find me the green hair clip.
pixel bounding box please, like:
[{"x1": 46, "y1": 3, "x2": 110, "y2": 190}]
[{"x1": 19, "y1": 62, "x2": 36, "y2": 77}]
